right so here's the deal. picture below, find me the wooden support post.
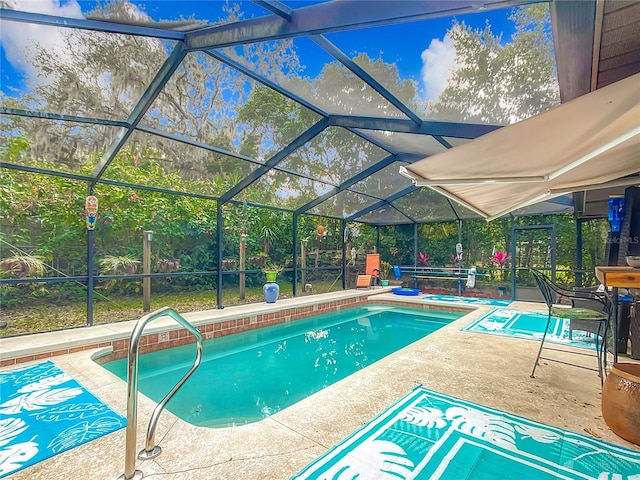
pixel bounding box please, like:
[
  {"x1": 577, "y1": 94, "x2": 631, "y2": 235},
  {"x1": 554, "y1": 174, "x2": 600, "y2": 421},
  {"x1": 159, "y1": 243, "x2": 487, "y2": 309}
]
[
  {"x1": 239, "y1": 238, "x2": 246, "y2": 299},
  {"x1": 143, "y1": 231, "x2": 153, "y2": 312},
  {"x1": 301, "y1": 240, "x2": 307, "y2": 287}
]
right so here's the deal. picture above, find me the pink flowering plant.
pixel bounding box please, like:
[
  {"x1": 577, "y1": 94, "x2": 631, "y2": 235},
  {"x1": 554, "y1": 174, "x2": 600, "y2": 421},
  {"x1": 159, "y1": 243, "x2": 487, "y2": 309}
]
[
  {"x1": 491, "y1": 250, "x2": 510, "y2": 267},
  {"x1": 490, "y1": 250, "x2": 510, "y2": 281},
  {"x1": 417, "y1": 252, "x2": 430, "y2": 266}
]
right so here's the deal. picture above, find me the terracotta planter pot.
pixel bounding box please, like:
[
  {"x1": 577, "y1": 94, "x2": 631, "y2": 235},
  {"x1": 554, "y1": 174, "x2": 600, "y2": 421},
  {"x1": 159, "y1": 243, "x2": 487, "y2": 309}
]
[{"x1": 602, "y1": 362, "x2": 640, "y2": 445}]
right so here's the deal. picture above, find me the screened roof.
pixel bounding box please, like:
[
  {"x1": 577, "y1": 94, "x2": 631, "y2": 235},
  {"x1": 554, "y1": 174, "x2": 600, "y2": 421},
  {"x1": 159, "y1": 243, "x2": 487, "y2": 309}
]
[{"x1": 1, "y1": 0, "x2": 637, "y2": 225}]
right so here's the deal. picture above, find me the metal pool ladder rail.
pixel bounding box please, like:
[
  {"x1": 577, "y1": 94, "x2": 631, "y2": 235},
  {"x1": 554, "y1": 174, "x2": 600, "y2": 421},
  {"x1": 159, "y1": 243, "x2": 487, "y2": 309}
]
[{"x1": 118, "y1": 307, "x2": 203, "y2": 480}]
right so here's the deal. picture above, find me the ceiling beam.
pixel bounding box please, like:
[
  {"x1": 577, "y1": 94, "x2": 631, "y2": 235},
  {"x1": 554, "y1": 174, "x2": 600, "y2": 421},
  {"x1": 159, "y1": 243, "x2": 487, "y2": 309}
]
[
  {"x1": 0, "y1": 8, "x2": 185, "y2": 40},
  {"x1": 252, "y1": 0, "x2": 294, "y2": 20},
  {"x1": 135, "y1": 125, "x2": 260, "y2": 165},
  {"x1": 186, "y1": 0, "x2": 543, "y2": 51},
  {"x1": 329, "y1": 115, "x2": 501, "y2": 139},
  {"x1": 204, "y1": 50, "x2": 328, "y2": 118},
  {"x1": 0, "y1": 108, "x2": 129, "y2": 128}
]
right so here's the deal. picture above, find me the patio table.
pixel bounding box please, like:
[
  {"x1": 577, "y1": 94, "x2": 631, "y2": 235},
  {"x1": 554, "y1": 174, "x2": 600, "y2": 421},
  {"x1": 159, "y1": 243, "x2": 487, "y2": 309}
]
[{"x1": 595, "y1": 266, "x2": 640, "y2": 363}]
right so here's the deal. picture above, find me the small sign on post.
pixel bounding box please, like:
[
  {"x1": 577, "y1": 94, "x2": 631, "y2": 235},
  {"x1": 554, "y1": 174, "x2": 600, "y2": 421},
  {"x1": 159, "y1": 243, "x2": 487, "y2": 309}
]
[{"x1": 86, "y1": 196, "x2": 98, "y2": 230}]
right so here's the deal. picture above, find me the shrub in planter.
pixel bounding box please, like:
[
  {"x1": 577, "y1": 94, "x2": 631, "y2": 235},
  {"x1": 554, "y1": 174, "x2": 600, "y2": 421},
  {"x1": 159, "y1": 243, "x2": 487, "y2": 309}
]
[
  {"x1": 222, "y1": 259, "x2": 238, "y2": 270},
  {"x1": 156, "y1": 258, "x2": 180, "y2": 273},
  {"x1": 249, "y1": 255, "x2": 268, "y2": 267},
  {"x1": 0, "y1": 254, "x2": 46, "y2": 277},
  {"x1": 99, "y1": 255, "x2": 140, "y2": 275}
]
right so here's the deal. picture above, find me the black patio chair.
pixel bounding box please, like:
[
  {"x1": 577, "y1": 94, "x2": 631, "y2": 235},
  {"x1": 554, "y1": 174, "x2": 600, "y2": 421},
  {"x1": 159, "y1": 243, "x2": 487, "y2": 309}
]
[{"x1": 529, "y1": 268, "x2": 611, "y2": 383}]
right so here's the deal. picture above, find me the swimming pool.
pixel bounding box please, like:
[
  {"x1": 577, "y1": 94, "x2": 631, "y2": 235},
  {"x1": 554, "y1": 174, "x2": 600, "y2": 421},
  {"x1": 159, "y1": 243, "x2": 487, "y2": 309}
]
[{"x1": 101, "y1": 305, "x2": 462, "y2": 427}]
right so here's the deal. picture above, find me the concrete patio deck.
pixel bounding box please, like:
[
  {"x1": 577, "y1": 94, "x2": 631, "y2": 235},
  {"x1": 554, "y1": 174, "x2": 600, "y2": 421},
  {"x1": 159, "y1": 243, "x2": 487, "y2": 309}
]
[{"x1": 1, "y1": 292, "x2": 638, "y2": 479}]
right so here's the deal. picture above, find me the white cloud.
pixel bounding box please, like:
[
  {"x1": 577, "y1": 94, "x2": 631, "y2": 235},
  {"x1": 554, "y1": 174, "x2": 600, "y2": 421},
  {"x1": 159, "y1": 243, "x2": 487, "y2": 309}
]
[
  {"x1": 1, "y1": 0, "x2": 154, "y2": 96},
  {"x1": 0, "y1": 0, "x2": 84, "y2": 84},
  {"x1": 420, "y1": 33, "x2": 457, "y2": 101}
]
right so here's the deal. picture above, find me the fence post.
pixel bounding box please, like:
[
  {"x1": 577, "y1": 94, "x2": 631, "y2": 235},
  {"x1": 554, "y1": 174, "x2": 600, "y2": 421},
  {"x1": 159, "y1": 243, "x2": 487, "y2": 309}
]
[
  {"x1": 143, "y1": 231, "x2": 153, "y2": 312},
  {"x1": 86, "y1": 193, "x2": 98, "y2": 326}
]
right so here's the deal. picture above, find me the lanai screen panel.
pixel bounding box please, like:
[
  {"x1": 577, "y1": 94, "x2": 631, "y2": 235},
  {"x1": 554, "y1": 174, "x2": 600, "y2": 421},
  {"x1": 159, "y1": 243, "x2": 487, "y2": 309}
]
[
  {"x1": 357, "y1": 207, "x2": 413, "y2": 225},
  {"x1": 139, "y1": 51, "x2": 320, "y2": 161},
  {"x1": 391, "y1": 188, "x2": 459, "y2": 221},
  {"x1": 446, "y1": 198, "x2": 484, "y2": 220},
  {"x1": 324, "y1": 11, "x2": 518, "y2": 119},
  {"x1": 102, "y1": 130, "x2": 259, "y2": 197},
  {"x1": 216, "y1": 36, "x2": 411, "y2": 118},
  {"x1": 323, "y1": 4, "x2": 560, "y2": 127},
  {"x1": 354, "y1": 130, "x2": 447, "y2": 156},
  {"x1": 349, "y1": 162, "x2": 413, "y2": 198},
  {"x1": 311, "y1": 190, "x2": 380, "y2": 218},
  {"x1": 0, "y1": 117, "x2": 121, "y2": 175},
  {"x1": 324, "y1": 22, "x2": 427, "y2": 116},
  {"x1": 240, "y1": 169, "x2": 333, "y2": 210},
  {"x1": 0, "y1": 21, "x2": 174, "y2": 122},
  {"x1": 277, "y1": 127, "x2": 389, "y2": 186}
]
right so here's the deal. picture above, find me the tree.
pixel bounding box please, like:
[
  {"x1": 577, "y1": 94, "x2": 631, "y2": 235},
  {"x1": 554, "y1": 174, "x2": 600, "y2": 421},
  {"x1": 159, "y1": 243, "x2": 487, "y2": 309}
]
[{"x1": 428, "y1": 4, "x2": 559, "y2": 125}]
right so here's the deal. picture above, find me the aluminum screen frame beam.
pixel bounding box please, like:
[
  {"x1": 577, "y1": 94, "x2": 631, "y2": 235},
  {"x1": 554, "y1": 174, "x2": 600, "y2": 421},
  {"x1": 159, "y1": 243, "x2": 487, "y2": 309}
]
[
  {"x1": 135, "y1": 124, "x2": 261, "y2": 166},
  {"x1": 0, "y1": 108, "x2": 130, "y2": 129},
  {"x1": 329, "y1": 115, "x2": 501, "y2": 139},
  {"x1": 0, "y1": 162, "x2": 220, "y2": 201},
  {"x1": 185, "y1": 0, "x2": 543, "y2": 50},
  {"x1": 252, "y1": 0, "x2": 294, "y2": 20},
  {"x1": 433, "y1": 135, "x2": 453, "y2": 149},
  {"x1": 0, "y1": 8, "x2": 185, "y2": 40},
  {"x1": 0, "y1": 162, "x2": 95, "y2": 183}
]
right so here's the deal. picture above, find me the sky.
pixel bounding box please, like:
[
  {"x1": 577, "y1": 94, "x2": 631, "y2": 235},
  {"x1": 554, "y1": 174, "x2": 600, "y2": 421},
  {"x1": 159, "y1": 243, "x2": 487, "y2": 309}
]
[{"x1": 0, "y1": 0, "x2": 518, "y2": 102}]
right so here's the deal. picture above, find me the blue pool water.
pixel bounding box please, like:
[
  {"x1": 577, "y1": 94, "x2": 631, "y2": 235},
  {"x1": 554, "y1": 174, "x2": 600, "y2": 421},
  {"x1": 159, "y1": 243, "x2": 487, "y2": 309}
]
[{"x1": 101, "y1": 305, "x2": 462, "y2": 427}]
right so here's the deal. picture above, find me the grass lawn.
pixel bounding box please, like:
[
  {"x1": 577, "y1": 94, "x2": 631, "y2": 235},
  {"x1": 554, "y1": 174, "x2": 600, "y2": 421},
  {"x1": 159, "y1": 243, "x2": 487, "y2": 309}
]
[{"x1": 0, "y1": 280, "x2": 341, "y2": 337}]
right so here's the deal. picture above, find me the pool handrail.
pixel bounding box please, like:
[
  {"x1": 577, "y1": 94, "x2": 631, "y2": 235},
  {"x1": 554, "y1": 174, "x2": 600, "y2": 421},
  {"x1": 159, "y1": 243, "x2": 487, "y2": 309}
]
[{"x1": 118, "y1": 306, "x2": 203, "y2": 480}]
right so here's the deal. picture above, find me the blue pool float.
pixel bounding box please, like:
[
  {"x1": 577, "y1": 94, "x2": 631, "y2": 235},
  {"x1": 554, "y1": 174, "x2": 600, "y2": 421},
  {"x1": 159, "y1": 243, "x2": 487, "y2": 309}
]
[{"x1": 392, "y1": 287, "x2": 421, "y2": 296}]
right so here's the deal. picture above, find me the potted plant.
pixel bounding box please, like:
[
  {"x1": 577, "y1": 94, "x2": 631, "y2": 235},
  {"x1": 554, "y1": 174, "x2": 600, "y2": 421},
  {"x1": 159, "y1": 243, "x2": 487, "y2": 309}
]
[
  {"x1": 261, "y1": 263, "x2": 283, "y2": 303},
  {"x1": 262, "y1": 262, "x2": 283, "y2": 283},
  {"x1": 379, "y1": 261, "x2": 392, "y2": 287}
]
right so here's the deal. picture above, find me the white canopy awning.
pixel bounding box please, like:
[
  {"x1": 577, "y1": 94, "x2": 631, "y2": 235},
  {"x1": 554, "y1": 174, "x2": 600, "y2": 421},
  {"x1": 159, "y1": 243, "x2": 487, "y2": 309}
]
[{"x1": 401, "y1": 73, "x2": 640, "y2": 220}]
